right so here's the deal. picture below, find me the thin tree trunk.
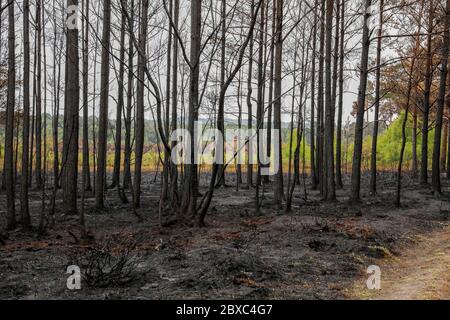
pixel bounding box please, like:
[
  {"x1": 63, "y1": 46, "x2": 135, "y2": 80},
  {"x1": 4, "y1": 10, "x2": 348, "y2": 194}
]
[
  {"x1": 236, "y1": 69, "x2": 243, "y2": 185},
  {"x1": 264, "y1": 0, "x2": 276, "y2": 185},
  {"x1": 397, "y1": 59, "x2": 416, "y2": 207},
  {"x1": 316, "y1": 0, "x2": 325, "y2": 194},
  {"x1": 350, "y1": 0, "x2": 372, "y2": 202},
  {"x1": 62, "y1": 0, "x2": 80, "y2": 215},
  {"x1": 95, "y1": 0, "x2": 112, "y2": 209},
  {"x1": 255, "y1": 0, "x2": 265, "y2": 212},
  {"x1": 310, "y1": 0, "x2": 318, "y2": 189},
  {"x1": 110, "y1": 4, "x2": 126, "y2": 190},
  {"x1": 180, "y1": 0, "x2": 201, "y2": 221},
  {"x1": 336, "y1": 0, "x2": 345, "y2": 188},
  {"x1": 134, "y1": 0, "x2": 149, "y2": 208},
  {"x1": 217, "y1": 0, "x2": 227, "y2": 187},
  {"x1": 431, "y1": 0, "x2": 450, "y2": 194},
  {"x1": 123, "y1": 0, "x2": 135, "y2": 190},
  {"x1": 161, "y1": 0, "x2": 173, "y2": 202},
  {"x1": 21, "y1": 0, "x2": 31, "y2": 230},
  {"x1": 82, "y1": 0, "x2": 91, "y2": 192},
  {"x1": 5, "y1": 0, "x2": 16, "y2": 229},
  {"x1": 420, "y1": 0, "x2": 434, "y2": 185},
  {"x1": 370, "y1": 0, "x2": 384, "y2": 195},
  {"x1": 273, "y1": 0, "x2": 284, "y2": 207},
  {"x1": 50, "y1": 2, "x2": 63, "y2": 222},
  {"x1": 323, "y1": 0, "x2": 335, "y2": 200},
  {"x1": 169, "y1": 0, "x2": 179, "y2": 202},
  {"x1": 412, "y1": 105, "x2": 418, "y2": 177},
  {"x1": 35, "y1": 0, "x2": 43, "y2": 189},
  {"x1": 246, "y1": 1, "x2": 255, "y2": 189},
  {"x1": 441, "y1": 120, "x2": 447, "y2": 172}
]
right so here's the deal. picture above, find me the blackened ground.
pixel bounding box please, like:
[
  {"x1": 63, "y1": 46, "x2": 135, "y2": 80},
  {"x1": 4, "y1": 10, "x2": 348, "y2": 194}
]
[{"x1": 0, "y1": 172, "x2": 449, "y2": 299}]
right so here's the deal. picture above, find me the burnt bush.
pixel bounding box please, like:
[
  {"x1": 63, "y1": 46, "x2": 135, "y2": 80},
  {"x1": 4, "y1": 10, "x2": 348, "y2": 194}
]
[{"x1": 69, "y1": 235, "x2": 142, "y2": 288}]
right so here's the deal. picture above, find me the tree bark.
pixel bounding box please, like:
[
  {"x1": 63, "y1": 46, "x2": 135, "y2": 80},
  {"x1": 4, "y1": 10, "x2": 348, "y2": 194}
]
[
  {"x1": 62, "y1": 0, "x2": 80, "y2": 215},
  {"x1": 431, "y1": 0, "x2": 450, "y2": 194},
  {"x1": 35, "y1": 0, "x2": 43, "y2": 189},
  {"x1": 169, "y1": 0, "x2": 180, "y2": 201},
  {"x1": 369, "y1": 0, "x2": 384, "y2": 195},
  {"x1": 273, "y1": 0, "x2": 284, "y2": 207},
  {"x1": 95, "y1": 0, "x2": 112, "y2": 209},
  {"x1": 317, "y1": 0, "x2": 325, "y2": 195},
  {"x1": 324, "y1": 0, "x2": 335, "y2": 200},
  {"x1": 134, "y1": 0, "x2": 149, "y2": 208},
  {"x1": 5, "y1": 0, "x2": 16, "y2": 229},
  {"x1": 111, "y1": 4, "x2": 127, "y2": 190},
  {"x1": 310, "y1": 0, "x2": 318, "y2": 189},
  {"x1": 420, "y1": 0, "x2": 434, "y2": 185},
  {"x1": 336, "y1": 0, "x2": 345, "y2": 188},
  {"x1": 123, "y1": 0, "x2": 135, "y2": 190},
  {"x1": 21, "y1": 0, "x2": 31, "y2": 229},
  {"x1": 82, "y1": 0, "x2": 91, "y2": 192},
  {"x1": 246, "y1": 2, "x2": 255, "y2": 189},
  {"x1": 350, "y1": 0, "x2": 372, "y2": 202},
  {"x1": 216, "y1": 0, "x2": 227, "y2": 187},
  {"x1": 180, "y1": 0, "x2": 201, "y2": 220}
]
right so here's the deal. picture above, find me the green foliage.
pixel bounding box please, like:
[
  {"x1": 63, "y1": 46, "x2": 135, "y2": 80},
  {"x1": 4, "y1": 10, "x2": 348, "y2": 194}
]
[{"x1": 363, "y1": 112, "x2": 434, "y2": 169}]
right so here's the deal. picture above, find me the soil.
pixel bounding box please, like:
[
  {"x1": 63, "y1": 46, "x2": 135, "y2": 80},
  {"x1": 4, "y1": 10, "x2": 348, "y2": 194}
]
[{"x1": 0, "y1": 172, "x2": 449, "y2": 300}]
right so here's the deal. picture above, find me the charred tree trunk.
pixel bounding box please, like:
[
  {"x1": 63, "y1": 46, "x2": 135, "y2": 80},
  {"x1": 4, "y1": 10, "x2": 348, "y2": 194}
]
[
  {"x1": 123, "y1": 0, "x2": 135, "y2": 190},
  {"x1": 134, "y1": 0, "x2": 149, "y2": 208},
  {"x1": 111, "y1": 5, "x2": 126, "y2": 190},
  {"x1": 369, "y1": 0, "x2": 384, "y2": 195},
  {"x1": 323, "y1": 0, "x2": 335, "y2": 201},
  {"x1": 310, "y1": 0, "x2": 318, "y2": 189},
  {"x1": 216, "y1": 0, "x2": 227, "y2": 187},
  {"x1": 169, "y1": 0, "x2": 180, "y2": 202},
  {"x1": 35, "y1": 0, "x2": 43, "y2": 189},
  {"x1": 5, "y1": 0, "x2": 16, "y2": 230},
  {"x1": 95, "y1": 0, "x2": 112, "y2": 209},
  {"x1": 62, "y1": 0, "x2": 80, "y2": 215},
  {"x1": 273, "y1": 0, "x2": 284, "y2": 207},
  {"x1": 336, "y1": 0, "x2": 345, "y2": 188},
  {"x1": 316, "y1": 0, "x2": 325, "y2": 195},
  {"x1": 246, "y1": 2, "x2": 255, "y2": 189},
  {"x1": 21, "y1": 0, "x2": 31, "y2": 229},
  {"x1": 350, "y1": 0, "x2": 372, "y2": 202},
  {"x1": 420, "y1": 0, "x2": 434, "y2": 185},
  {"x1": 180, "y1": 0, "x2": 201, "y2": 221},
  {"x1": 431, "y1": 0, "x2": 450, "y2": 194},
  {"x1": 82, "y1": 0, "x2": 91, "y2": 192}
]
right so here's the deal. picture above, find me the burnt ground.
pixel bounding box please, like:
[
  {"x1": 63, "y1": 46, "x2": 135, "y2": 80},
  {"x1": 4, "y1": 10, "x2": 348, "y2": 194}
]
[{"x1": 0, "y1": 172, "x2": 449, "y2": 300}]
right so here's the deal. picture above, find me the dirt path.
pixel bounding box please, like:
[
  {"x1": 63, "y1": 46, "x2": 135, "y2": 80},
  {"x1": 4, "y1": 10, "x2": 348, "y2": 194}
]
[{"x1": 354, "y1": 224, "x2": 450, "y2": 300}]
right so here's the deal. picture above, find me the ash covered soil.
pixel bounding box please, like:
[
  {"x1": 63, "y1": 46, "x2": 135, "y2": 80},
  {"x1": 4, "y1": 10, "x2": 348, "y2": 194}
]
[{"x1": 0, "y1": 172, "x2": 449, "y2": 299}]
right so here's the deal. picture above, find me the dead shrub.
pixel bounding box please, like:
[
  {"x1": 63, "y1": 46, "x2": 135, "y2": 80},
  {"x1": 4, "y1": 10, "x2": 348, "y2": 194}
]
[{"x1": 68, "y1": 234, "x2": 142, "y2": 288}]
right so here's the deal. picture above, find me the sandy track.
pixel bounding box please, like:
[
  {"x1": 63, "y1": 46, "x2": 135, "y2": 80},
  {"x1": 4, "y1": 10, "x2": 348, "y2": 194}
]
[{"x1": 356, "y1": 225, "x2": 450, "y2": 300}]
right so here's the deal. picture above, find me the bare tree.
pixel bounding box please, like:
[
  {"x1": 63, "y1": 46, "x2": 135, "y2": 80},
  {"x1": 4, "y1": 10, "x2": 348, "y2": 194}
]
[
  {"x1": 35, "y1": 0, "x2": 43, "y2": 189},
  {"x1": 134, "y1": 0, "x2": 149, "y2": 208},
  {"x1": 20, "y1": 0, "x2": 31, "y2": 230},
  {"x1": 369, "y1": 0, "x2": 384, "y2": 195},
  {"x1": 62, "y1": 0, "x2": 80, "y2": 215},
  {"x1": 5, "y1": 0, "x2": 16, "y2": 229},
  {"x1": 310, "y1": 0, "x2": 318, "y2": 189},
  {"x1": 431, "y1": 0, "x2": 450, "y2": 194},
  {"x1": 335, "y1": 0, "x2": 345, "y2": 188},
  {"x1": 420, "y1": 0, "x2": 434, "y2": 185},
  {"x1": 323, "y1": 0, "x2": 335, "y2": 201},
  {"x1": 350, "y1": 0, "x2": 372, "y2": 202},
  {"x1": 273, "y1": 0, "x2": 284, "y2": 208},
  {"x1": 82, "y1": 0, "x2": 92, "y2": 192},
  {"x1": 110, "y1": 2, "x2": 127, "y2": 190}
]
